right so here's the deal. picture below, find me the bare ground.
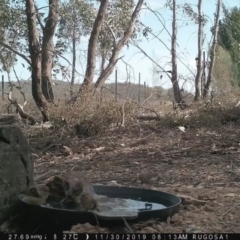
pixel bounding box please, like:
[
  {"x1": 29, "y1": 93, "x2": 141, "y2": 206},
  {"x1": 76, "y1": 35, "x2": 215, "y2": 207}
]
[{"x1": 28, "y1": 122, "x2": 240, "y2": 233}]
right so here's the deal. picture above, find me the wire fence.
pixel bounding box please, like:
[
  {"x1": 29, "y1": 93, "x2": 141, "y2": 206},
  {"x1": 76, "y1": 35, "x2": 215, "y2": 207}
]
[{"x1": 0, "y1": 70, "x2": 176, "y2": 109}]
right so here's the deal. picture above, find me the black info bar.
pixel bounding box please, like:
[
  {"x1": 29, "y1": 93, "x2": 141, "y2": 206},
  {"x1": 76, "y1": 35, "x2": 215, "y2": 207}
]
[{"x1": 1, "y1": 233, "x2": 235, "y2": 240}]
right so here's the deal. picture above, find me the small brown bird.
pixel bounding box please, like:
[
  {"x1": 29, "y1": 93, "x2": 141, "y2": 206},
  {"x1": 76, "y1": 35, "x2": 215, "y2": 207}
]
[
  {"x1": 46, "y1": 171, "x2": 93, "y2": 204},
  {"x1": 46, "y1": 175, "x2": 73, "y2": 202},
  {"x1": 138, "y1": 171, "x2": 158, "y2": 184},
  {"x1": 19, "y1": 185, "x2": 49, "y2": 206},
  {"x1": 80, "y1": 192, "x2": 99, "y2": 211}
]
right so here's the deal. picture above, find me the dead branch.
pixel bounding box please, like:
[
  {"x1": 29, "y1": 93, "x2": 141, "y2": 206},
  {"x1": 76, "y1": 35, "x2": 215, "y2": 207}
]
[
  {"x1": 132, "y1": 41, "x2": 171, "y2": 79},
  {"x1": 139, "y1": 22, "x2": 195, "y2": 77},
  {"x1": 141, "y1": 92, "x2": 162, "y2": 106},
  {"x1": 105, "y1": 20, "x2": 116, "y2": 46},
  {"x1": 136, "y1": 116, "x2": 160, "y2": 121},
  {"x1": 8, "y1": 83, "x2": 37, "y2": 125},
  {"x1": 121, "y1": 102, "x2": 126, "y2": 127},
  {"x1": 102, "y1": 85, "x2": 160, "y2": 118},
  {"x1": 34, "y1": 4, "x2": 45, "y2": 31},
  {"x1": 144, "y1": 4, "x2": 172, "y2": 39},
  {"x1": 203, "y1": 0, "x2": 221, "y2": 97}
]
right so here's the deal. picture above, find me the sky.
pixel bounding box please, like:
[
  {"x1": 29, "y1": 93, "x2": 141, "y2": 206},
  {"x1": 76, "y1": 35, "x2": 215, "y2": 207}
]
[{"x1": 4, "y1": 0, "x2": 239, "y2": 94}]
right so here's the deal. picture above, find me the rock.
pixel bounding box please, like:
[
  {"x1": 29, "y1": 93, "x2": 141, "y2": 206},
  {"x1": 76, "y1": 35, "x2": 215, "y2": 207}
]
[
  {"x1": 0, "y1": 125, "x2": 34, "y2": 222},
  {"x1": 138, "y1": 171, "x2": 158, "y2": 184}
]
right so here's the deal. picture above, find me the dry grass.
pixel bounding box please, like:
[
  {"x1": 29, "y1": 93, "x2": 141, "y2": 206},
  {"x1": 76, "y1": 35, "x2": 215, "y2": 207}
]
[
  {"x1": 3, "y1": 97, "x2": 240, "y2": 233},
  {"x1": 212, "y1": 45, "x2": 235, "y2": 94},
  {"x1": 48, "y1": 93, "x2": 137, "y2": 136}
]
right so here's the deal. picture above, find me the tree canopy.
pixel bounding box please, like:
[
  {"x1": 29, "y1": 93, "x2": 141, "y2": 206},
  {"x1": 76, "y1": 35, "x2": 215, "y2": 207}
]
[{"x1": 218, "y1": 5, "x2": 240, "y2": 86}]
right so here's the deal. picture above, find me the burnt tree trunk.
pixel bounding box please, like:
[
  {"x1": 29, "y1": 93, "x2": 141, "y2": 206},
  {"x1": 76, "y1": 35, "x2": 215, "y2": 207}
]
[
  {"x1": 41, "y1": 0, "x2": 59, "y2": 103},
  {"x1": 171, "y1": 0, "x2": 185, "y2": 109},
  {"x1": 26, "y1": 0, "x2": 49, "y2": 122}
]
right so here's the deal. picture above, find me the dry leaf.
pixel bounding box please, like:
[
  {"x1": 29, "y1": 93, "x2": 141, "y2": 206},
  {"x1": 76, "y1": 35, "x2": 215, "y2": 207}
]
[
  {"x1": 178, "y1": 126, "x2": 185, "y2": 132},
  {"x1": 224, "y1": 193, "x2": 237, "y2": 197}
]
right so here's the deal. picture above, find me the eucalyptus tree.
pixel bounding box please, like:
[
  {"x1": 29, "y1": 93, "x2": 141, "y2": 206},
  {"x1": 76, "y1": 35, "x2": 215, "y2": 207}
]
[
  {"x1": 39, "y1": 0, "x2": 59, "y2": 103},
  {"x1": 0, "y1": 0, "x2": 24, "y2": 81},
  {"x1": 94, "y1": 0, "x2": 143, "y2": 90},
  {"x1": 0, "y1": 0, "x2": 59, "y2": 121},
  {"x1": 218, "y1": 5, "x2": 240, "y2": 87},
  {"x1": 24, "y1": 0, "x2": 59, "y2": 121},
  {"x1": 97, "y1": 0, "x2": 136, "y2": 72},
  {"x1": 75, "y1": 0, "x2": 144, "y2": 98},
  {"x1": 56, "y1": 0, "x2": 96, "y2": 98}
]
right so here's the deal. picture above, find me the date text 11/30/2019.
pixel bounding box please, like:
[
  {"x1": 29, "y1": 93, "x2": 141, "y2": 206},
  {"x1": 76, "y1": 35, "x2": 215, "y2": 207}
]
[{"x1": 4, "y1": 233, "x2": 232, "y2": 240}]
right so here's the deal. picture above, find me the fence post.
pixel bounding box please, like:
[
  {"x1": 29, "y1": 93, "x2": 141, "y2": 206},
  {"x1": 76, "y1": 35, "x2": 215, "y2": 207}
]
[
  {"x1": 144, "y1": 81, "x2": 146, "y2": 99},
  {"x1": 115, "y1": 69, "x2": 117, "y2": 101},
  {"x1": 138, "y1": 72, "x2": 141, "y2": 104},
  {"x1": 2, "y1": 75, "x2": 4, "y2": 101}
]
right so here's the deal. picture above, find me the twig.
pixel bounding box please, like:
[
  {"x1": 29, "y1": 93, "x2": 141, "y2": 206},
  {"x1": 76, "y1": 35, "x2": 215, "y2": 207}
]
[
  {"x1": 122, "y1": 218, "x2": 133, "y2": 233},
  {"x1": 141, "y1": 92, "x2": 162, "y2": 105},
  {"x1": 102, "y1": 86, "x2": 160, "y2": 118},
  {"x1": 35, "y1": 170, "x2": 54, "y2": 182},
  {"x1": 221, "y1": 203, "x2": 240, "y2": 219},
  {"x1": 105, "y1": 20, "x2": 116, "y2": 46},
  {"x1": 131, "y1": 40, "x2": 171, "y2": 80},
  {"x1": 34, "y1": 4, "x2": 45, "y2": 31},
  {"x1": 93, "y1": 213, "x2": 101, "y2": 233},
  {"x1": 91, "y1": 176, "x2": 137, "y2": 183},
  {"x1": 121, "y1": 102, "x2": 126, "y2": 127},
  {"x1": 32, "y1": 224, "x2": 42, "y2": 234},
  {"x1": 41, "y1": 143, "x2": 62, "y2": 154}
]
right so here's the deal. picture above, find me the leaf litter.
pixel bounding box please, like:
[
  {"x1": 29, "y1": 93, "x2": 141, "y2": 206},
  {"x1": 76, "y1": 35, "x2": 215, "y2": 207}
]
[{"x1": 24, "y1": 123, "x2": 240, "y2": 233}]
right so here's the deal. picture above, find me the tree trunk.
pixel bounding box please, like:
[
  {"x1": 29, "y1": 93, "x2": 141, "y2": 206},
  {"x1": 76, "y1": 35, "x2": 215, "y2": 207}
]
[
  {"x1": 95, "y1": 0, "x2": 144, "y2": 89},
  {"x1": 26, "y1": 0, "x2": 49, "y2": 122},
  {"x1": 99, "y1": 54, "x2": 106, "y2": 101},
  {"x1": 171, "y1": 0, "x2": 185, "y2": 109},
  {"x1": 78, "y1": 0, "x2": 109, "y2": 96},
  {"x1": 100, "y1": 53, "x2": 106, "y2": 72},
  {"x1": 203, "y1": 0, "x2": 221, "y2": 98},
  {"x1": 201, "y1": 51, "x2": 206, "y2": 96},
  {"x1": 194, "y1": 0, "x2": 203, "y2": 101},
  {"x1": 41, "y1": 0, "x2": 59, "y2": 103},
  {"x1": 95, "y1": 48, "x2": 120, "y2": 89},
  {"x1": 70, "y1": 22, "x2": 76, "y2": 99}
]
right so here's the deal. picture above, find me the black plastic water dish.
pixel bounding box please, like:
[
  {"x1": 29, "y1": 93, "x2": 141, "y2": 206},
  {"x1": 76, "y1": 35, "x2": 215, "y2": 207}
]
[
  {"x1": 92, "y1": 185, "x2": 181, "y2": 221},
  {"x1": 19, "y1": 185, "x2": 181, "y2": 233}
]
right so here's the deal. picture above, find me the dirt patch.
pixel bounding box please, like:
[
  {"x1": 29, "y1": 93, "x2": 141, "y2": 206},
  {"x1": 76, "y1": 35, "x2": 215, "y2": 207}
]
[{"x1": 24, "y1": 123, "x2": 240, "y2": 232}]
